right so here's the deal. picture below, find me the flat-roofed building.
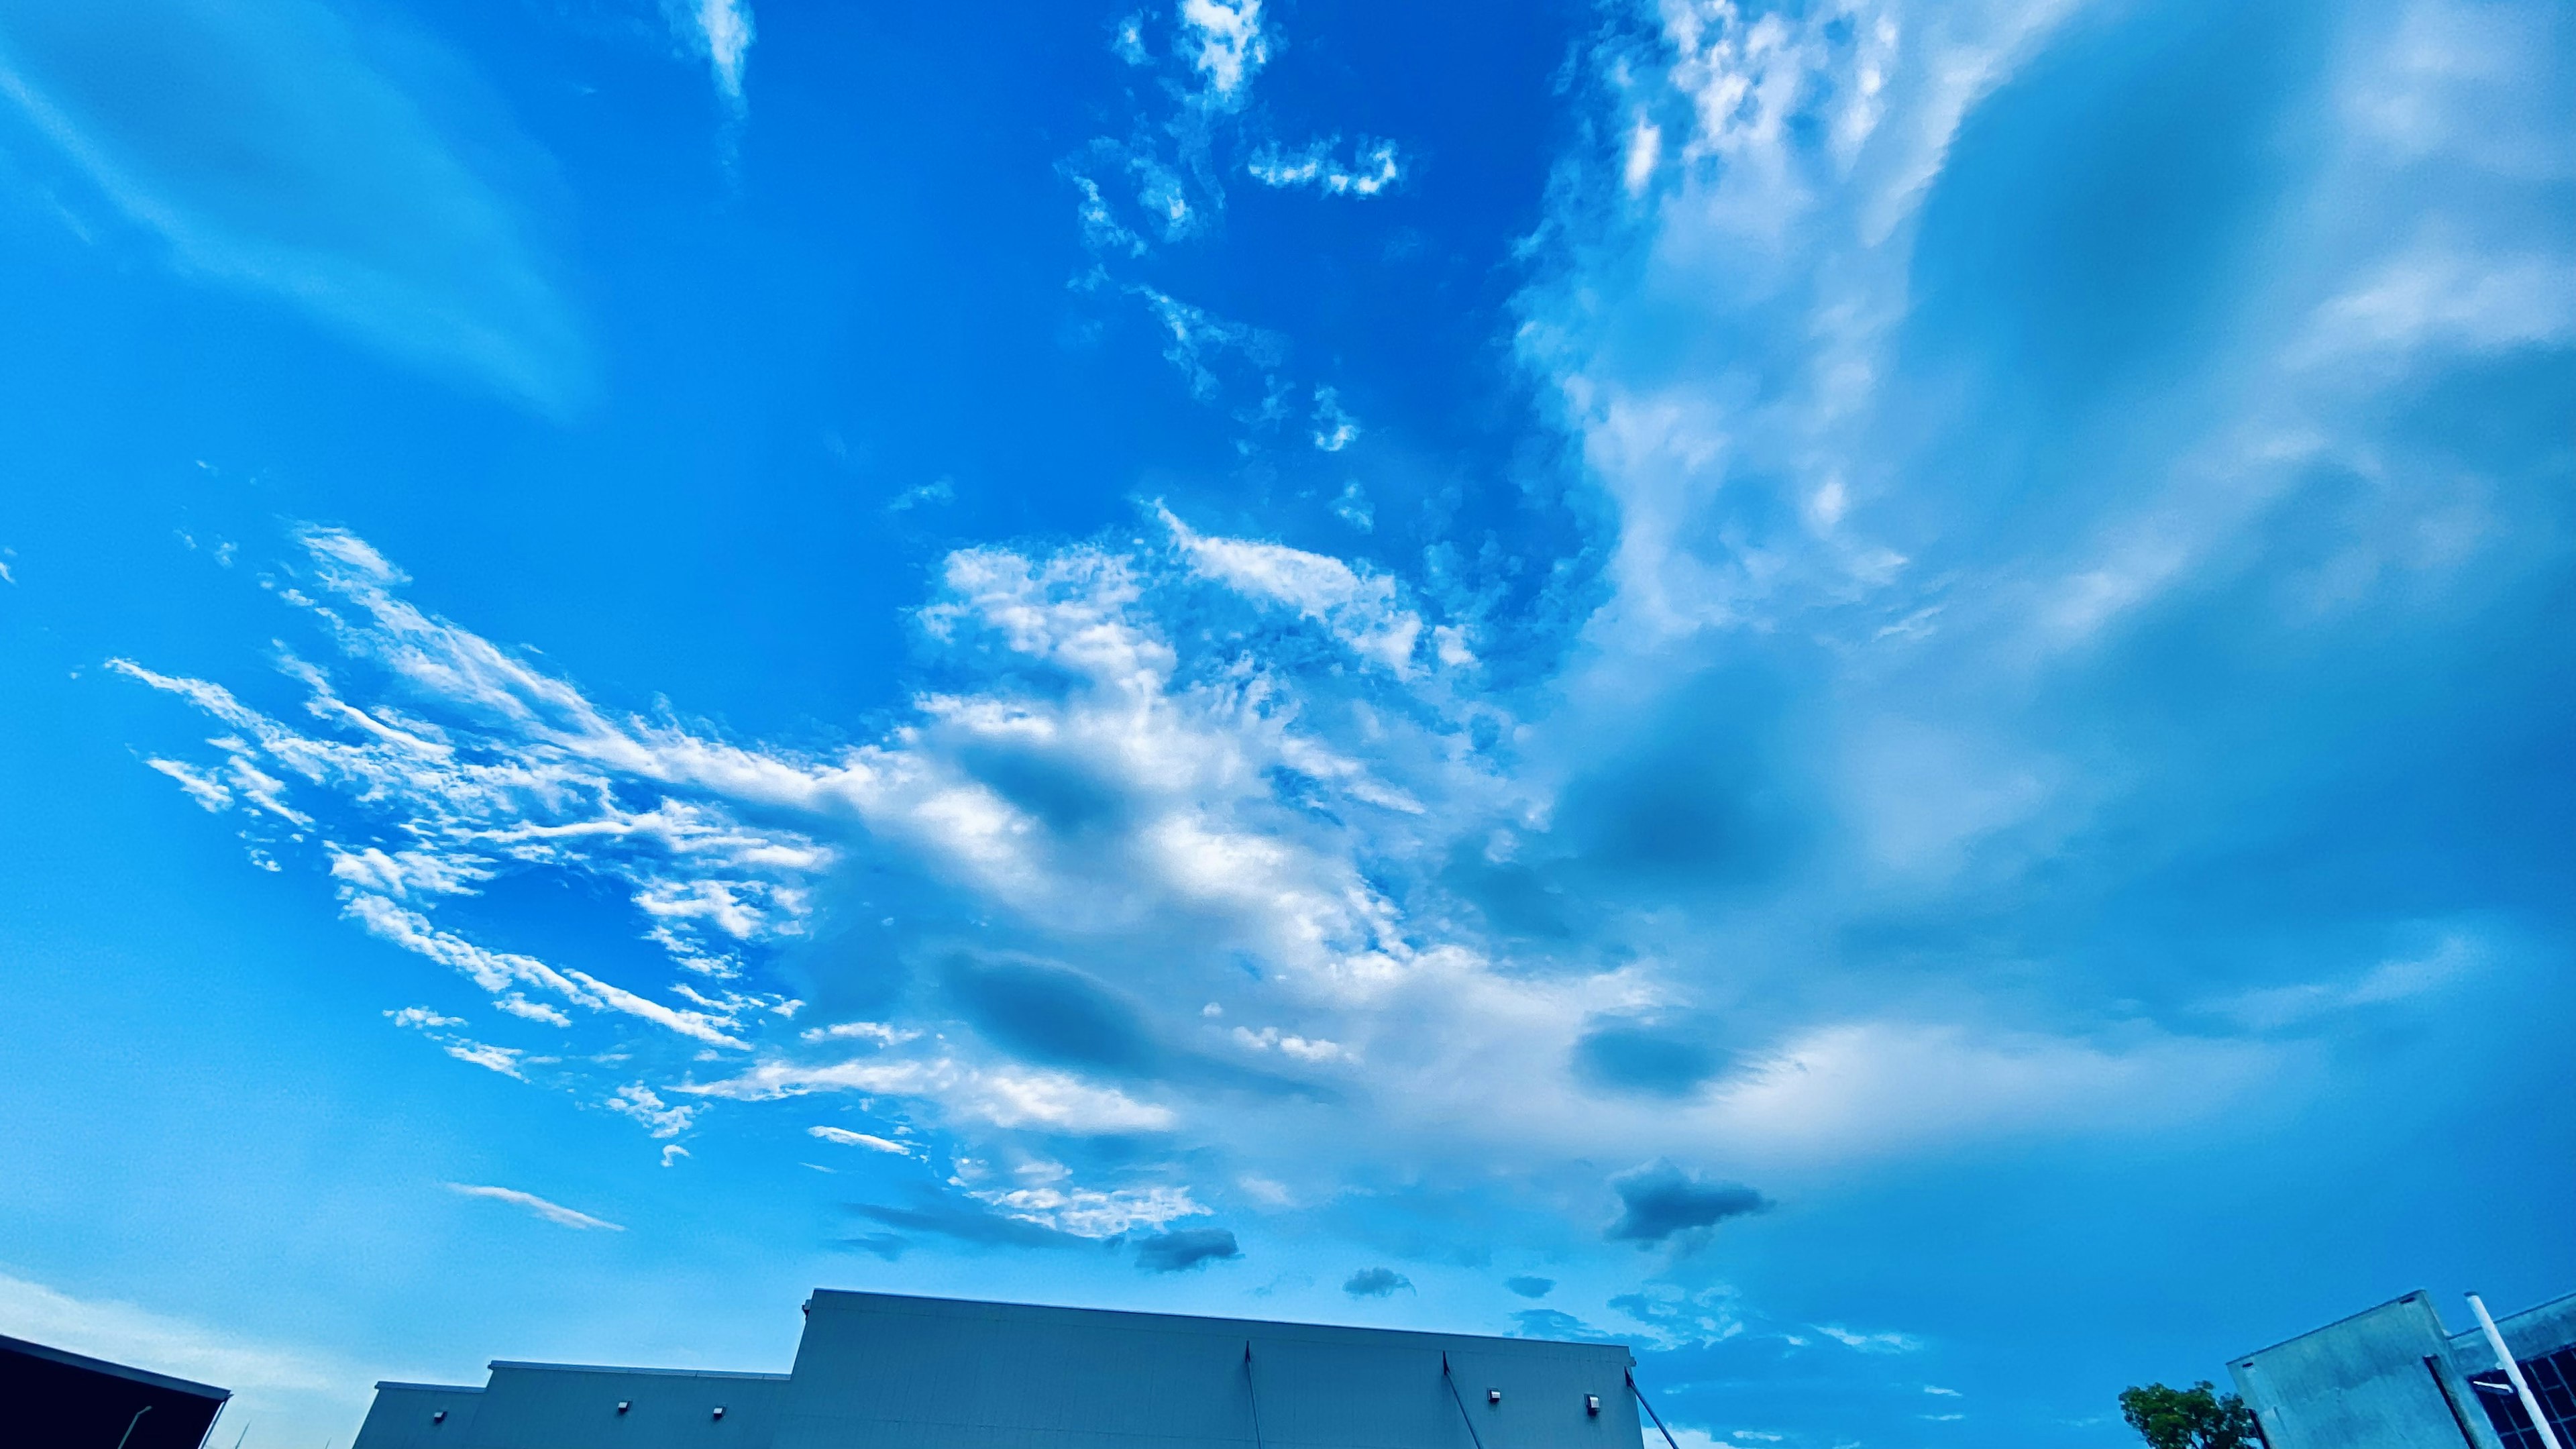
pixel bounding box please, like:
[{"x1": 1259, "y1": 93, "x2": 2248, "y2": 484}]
[
  {"x1": 2230, "y1": 1287, "x2": 2576, "y2": 1449},
  {"x1": 353, "y1": 1291, "x2": 1642, "y2": 1449},
  {"x1": 1, "y1": 1332, "x2": 233, "y2": 1449}
]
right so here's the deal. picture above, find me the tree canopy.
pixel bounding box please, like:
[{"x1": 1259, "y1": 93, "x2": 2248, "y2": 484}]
[{"x1": 2118, "y1": 1381, "x2": 2265, "y2": 1449}]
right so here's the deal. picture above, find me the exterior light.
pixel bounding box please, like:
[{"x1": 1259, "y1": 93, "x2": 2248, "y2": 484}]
[
  {"x1": 616, "y1": 1401, "x2": 631, "y2": 1414},
  {"x1": 1587, "y1": 1395, "x2": 1601, "y2": 1415},
  {"x1": 1487, "y1": 1389, "x2": 1502, "y2": 1404},
  {"x1": 712, "y1": 1406, "x2": 727, "y2": 1419},
  {"x1": 432, "y1": 1410, "x2": 447, "y2": 1424}
]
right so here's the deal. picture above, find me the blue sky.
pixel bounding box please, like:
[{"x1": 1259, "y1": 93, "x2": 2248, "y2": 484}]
[{"x1": 0, "y1": 0, "x2": 2569, "y2": 1444}]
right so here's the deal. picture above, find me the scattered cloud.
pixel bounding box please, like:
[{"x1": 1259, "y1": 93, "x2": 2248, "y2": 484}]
[
  {"x1": 1509, "y1": 1308, "x2": 1617, "y2": 1343},
  {"x1": 1249, "y1": 139, "x2": 1401, "y2": 197},
  {"x1": 1310, "y1": 388, "x2": 1360, "y2": 451},
  {"x1": 1815, "y1": 1324, "x2": 1924, "y2": 1354},
  {"x1": 2216, "y1": 932, "x2": 2483, "y2": 1030},
  {"x1": 808, "y1": 1125, "x2": 913, "y2": 1155},
  {"x1": 1505, "y1": 1275, "x2": 1556, "y2": 1299},
  {"x1": 1331, "y1": 480, "x2": 1374, "y2": 531},
  {"x1": 665, "y1": 0, "x2": 755, "y2": 110},
  {"x1": 1133, "y1": 1226, "x2": 1242, "y2": 1273},
  {"x1": 1342, "y1": 1266, "x2": 1413, "y2": 1297},
  {"x1": 606, "y1": 1083, "x2": 697, "y2": 1139},
  {"x1": 444, "y1": 1183, "x2": 625, "y2": 1232},
  {"x1": 1611, "y1": 1286, "x2": 1746, "y2": 1350},
  {"x1": 1606, "y1": 1161, "x2": 1771, "y2": 1247},
  {"x1": 1177, "y1": 0, "x2": 1267, "y2": 109}
]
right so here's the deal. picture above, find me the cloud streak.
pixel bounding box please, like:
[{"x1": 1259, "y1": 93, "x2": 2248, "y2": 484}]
[
  {"x1": 445, "y1": 1183, "x2": 625, "y2": 1232},
  {"x1": 0, "y1": 0, "x2": 588, "y2": 411}
]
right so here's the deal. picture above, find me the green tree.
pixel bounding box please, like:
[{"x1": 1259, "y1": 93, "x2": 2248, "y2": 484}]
[{"x1": 2118, "y1": 1381, "x2": 2264, "y2": 1449}]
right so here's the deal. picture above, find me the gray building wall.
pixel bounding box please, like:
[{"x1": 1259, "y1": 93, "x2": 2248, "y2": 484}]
[
  {"x1": 773, "y1": 1290, "x2": 1640, "y2": 1449},
  {"x1": 353, "y1": 1383, "x2": 484, "y2": 1449},
  {"x1": 353, "y1": 1291, "x2": 1641, "y2": 1449},
  {"x1": 466, "y1": 1363, "x2": 790, "y2": 1449},
  {"x1": 2231, "y1": 1292, "x2": 2504, "y2": 1449},
  {"x1": 2451, "y1": 1291, "x2": 2576, "y2": 1371}
]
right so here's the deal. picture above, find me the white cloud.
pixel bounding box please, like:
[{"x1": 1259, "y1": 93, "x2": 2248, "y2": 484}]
[
  {"x1": 143, "y1": 757, "x2": 231, "y2": 812},
  {"x1": 119, "y1": 511, "x2": 2312, "y2": 1275},
  {"x1": 444, "y1": 1182, "x2": 625, "y2": 1232},
  {"x1": 441, "y1": 1039, "x2": 533, "y2": 1079},
  {"x1": 1161, "y1": 505, "x2": 1426, "y2": 674},
  {"x1": 667, "y1": 0, "x2": 755, "y2": 108},
  {"x1": 1126, "y1": 285, "x2": 1279, "y2": 399},
  {"x1": 1815, "y1": 1324, "x2": 1923, "y2": 1354},
  {"x1": 386, "y1": 1004, "x2": 539, "y2": 1080},
  {"x1": 1699, "y1": 1022, "x2": 2279, "y2": 1159},
  {"x1": 1332, "y1": 480, "x2": 1374, "y2": 531},
  {"x1": 687, "y1": 1054, "x2": 1177, "y2": 1134},
  {"x1": 606, "y1": 1082, "x2": 697, "y2": 1139},
  {"x1": 808, "y1": 1124, "x2": 913, "y2": 1155},
  {"x1": 1249, "y1": 139, "x2": 1401, "y2": 197},
  {"x1": 1310, "y1": 388, "x2": 1360, "y2": 451},
  {"x1": 1112, "y1": 13, "x2": 1148, "y2": 65},
  {"x1": 2218, "y1": 932, "x2": 2482, "y2": 1030},
  {"x1": 1232, "y1": 1024, "x2": 1350, "y2": 1063},
  {"x1": 1179, "y1": 0, "x2": 1267, "y2": 108},
  {"x1": 975, "y1": 1183, "x2": 1205, "y2": 1236},
  {"x1": 800, "y1": 1020, "x2": 918, "y2": 1046},
  {"x1": 2300, "y1": 240, "x2": 2576, "y2": 364}
]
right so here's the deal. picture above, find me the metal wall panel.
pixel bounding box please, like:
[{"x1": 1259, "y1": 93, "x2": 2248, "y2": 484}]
[
  {"x1": 2450, "y1": 1291, "x2": 2576, "y2": 1368},
  {"x1": 351, "y1": 1383, "x2": 484, "y2": 1449},
  {"x1": 460, "y1": 1363, "x2": 790, "y2": 1449},
  {"x1": 773, "y1": 1291, "x2": 1640, "y2": 1449}
]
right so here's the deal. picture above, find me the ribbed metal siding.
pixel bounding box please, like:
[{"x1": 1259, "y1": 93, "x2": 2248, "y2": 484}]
[
  {"x1": 773, "y1": 1291, "x2": 1640, "y2": 1449},
  {"x1": 460, "y1": 1364, "x2": 790, "y2": 1449},
  {"x1": 351, "y1": 1383, "x2": 484, "y2": 1449}
]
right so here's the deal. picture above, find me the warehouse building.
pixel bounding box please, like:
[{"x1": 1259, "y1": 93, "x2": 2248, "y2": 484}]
[
  {"x1": 352, "y1": 1289, "x2": 1646, "y2": 1449},
  {"x1": 1, "y1": 1331, "x2": 232, "y2": 1449},
  {"x1": 2230, "y1": 1287, "x2": 2576, "y2": 1449}
]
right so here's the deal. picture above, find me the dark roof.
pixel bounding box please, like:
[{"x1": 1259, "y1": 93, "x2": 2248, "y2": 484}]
[{"x1": 0, "y1": 1332, "x2": 231, "y2": 1401}]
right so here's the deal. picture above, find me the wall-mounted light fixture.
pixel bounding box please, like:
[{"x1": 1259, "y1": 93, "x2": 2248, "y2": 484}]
[
  {"x1": 712, "y1": 1406, "x2": 727, "y2": 1420},
  {"x1": 1487, "y1": 1389, "x2": 1503, "y2": 1405},
  {"x1": 431, "y1": 1410, "x2": 447, "y2": 1424},
  {"x1": 616, "y1": 1401, "x2": 631, "y2": 1414},
  {"x1": 1586, "y1": 1395, "x2": 1601, "y2": 1415}
]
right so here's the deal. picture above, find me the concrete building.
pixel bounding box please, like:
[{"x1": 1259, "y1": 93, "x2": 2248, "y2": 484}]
[
  {"x1": 2230, "y1": 1287, "x2": 2576, "y2": 1449},
  {"x1": 352, "y1": 1290, "x2": 1646, "y2": 1449}
]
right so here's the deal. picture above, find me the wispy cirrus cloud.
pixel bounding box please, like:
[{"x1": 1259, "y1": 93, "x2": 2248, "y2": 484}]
[
  {"x1": 445, "y1": 1183, "x2": 625, "y2": 1232},
  {"x1": 665, "y1": 0, "x2": 755, "y2": 112},
  {"x1": 0, "y1": 0, "x2": 589, "y2": 412},
  {"x1": 101, "y1": 0, "x2": 2566, "y2": 1347}
]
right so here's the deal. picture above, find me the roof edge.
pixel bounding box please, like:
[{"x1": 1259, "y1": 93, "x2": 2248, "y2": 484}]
[
  {"x1": 374, "y1": 1381, "x2": 485, "y2": 1393},
  {"x1": 487, "y1": 1360, "x2": 791, "y2": 1381},
  {"x1": 0, "y1": 1332, "x2": 232, "y2": 1401},
  {"x1": 2233, "y1": 1290, "x2": 2443, "y2": 1366},
  {"x1": 804, "y1": 1288, "x2": 1636, "y2": 1358}
]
